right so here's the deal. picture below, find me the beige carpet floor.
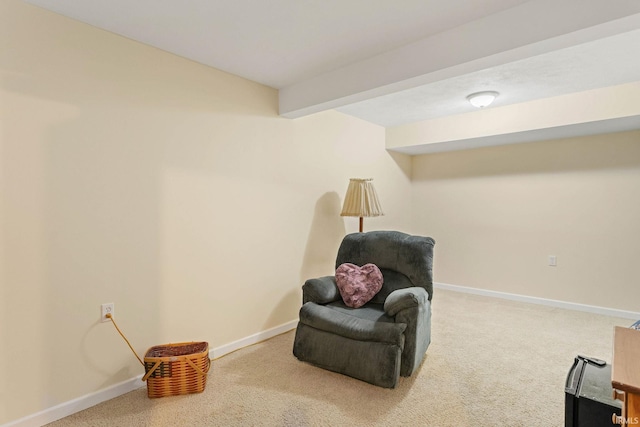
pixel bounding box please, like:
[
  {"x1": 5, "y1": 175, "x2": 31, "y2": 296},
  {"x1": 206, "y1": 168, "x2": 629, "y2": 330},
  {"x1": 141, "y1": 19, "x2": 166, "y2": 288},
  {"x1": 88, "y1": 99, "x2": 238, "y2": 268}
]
[{"x1": 47, "y1": 289, "x2": 632, "y2": 426}]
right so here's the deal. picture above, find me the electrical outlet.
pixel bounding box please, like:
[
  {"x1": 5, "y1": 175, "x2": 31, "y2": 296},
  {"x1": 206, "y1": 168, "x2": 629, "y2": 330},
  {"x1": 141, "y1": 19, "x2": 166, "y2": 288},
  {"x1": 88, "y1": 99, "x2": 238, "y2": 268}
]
[
  {"x1": 548, "y1": 255, "x2": 557, "y2": 267},
  {"x1": 101, "y1": 303, "x2": 114, "y2": 322}
]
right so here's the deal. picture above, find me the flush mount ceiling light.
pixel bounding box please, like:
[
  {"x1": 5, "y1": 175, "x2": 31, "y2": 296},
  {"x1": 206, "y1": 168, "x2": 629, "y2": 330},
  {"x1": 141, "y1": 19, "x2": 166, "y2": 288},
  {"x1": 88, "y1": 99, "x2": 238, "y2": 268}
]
[{"x1": 467, "y1": 91, "x2": 499, "y2": 108}]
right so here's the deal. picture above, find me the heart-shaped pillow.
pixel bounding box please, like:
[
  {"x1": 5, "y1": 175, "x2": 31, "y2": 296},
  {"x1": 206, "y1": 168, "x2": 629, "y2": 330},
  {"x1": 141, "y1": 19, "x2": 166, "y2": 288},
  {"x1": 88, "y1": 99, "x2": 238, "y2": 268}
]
[{"x1": 335, "y1": 263, "x2": 384, "y2": 308}]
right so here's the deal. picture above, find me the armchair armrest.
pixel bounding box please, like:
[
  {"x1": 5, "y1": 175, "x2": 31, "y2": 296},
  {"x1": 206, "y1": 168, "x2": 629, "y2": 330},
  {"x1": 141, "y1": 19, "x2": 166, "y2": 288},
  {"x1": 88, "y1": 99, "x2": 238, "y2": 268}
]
[
  {"x1": 302, "y1": 276, "x2": 341, "y2": 304},
  {"x1": 383, "y1": 287, "x2": 429, "y2": 316},
  {"x1": 383, "y1": 286, "x2": 431, "y2": 377}
]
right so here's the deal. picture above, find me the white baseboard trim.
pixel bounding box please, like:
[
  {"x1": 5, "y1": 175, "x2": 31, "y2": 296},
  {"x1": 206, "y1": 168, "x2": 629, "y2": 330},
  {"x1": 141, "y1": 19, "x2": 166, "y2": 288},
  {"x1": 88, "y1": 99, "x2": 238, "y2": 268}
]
[
  {"x1": 2, "y1": 320, "x2": 298, "y2": 427},
  {"x1": 2, "y1": 375, "x2": 145, "y2": 427},
  {"x1": 211, "y1": 319, "x2": 298, "y2": 359},
  {"x1": 434, "y1": 282, "x2": 640, "y2": 320}
]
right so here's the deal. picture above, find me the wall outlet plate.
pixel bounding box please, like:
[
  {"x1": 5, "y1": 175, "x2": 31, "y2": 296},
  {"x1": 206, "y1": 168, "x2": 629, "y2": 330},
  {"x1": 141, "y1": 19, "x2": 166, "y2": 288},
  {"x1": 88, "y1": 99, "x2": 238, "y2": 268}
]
[{"x1": 101, "y1": 303, "x2": 114, "y2": 322}]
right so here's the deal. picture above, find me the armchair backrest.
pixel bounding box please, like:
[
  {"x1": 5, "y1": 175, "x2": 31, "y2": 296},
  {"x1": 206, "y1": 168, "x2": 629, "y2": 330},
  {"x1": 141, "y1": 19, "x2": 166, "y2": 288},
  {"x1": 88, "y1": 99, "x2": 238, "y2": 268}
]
[{"x1": 335, "y1": 231, "x2": 435, "y2": 302}]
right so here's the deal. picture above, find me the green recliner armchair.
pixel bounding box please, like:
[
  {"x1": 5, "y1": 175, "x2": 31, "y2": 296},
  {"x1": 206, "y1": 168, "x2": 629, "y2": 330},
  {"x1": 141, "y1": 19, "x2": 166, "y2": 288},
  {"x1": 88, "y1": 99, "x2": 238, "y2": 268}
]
[{"x1": 293, "y1": 230, "x2": 435, "y2": 388}]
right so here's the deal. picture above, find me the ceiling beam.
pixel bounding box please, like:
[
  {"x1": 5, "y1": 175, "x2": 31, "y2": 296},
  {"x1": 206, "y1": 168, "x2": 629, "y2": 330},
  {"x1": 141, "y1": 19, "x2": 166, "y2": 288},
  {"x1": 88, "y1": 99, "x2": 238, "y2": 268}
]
[{"x1": 279, "y1": 0, "x2": 640, "y2": 119}]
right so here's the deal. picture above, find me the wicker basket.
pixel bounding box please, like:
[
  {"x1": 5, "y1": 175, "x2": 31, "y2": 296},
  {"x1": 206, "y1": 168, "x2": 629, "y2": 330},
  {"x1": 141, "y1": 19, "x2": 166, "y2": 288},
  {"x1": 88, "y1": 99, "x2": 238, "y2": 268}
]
[{"x1": 142, "y1": 341, "x2": 210, "y2": 398}]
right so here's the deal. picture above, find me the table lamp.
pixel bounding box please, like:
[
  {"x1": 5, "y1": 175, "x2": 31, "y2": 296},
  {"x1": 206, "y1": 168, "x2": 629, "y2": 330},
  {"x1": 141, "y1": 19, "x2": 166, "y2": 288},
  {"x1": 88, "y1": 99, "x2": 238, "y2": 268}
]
[{"x1": 340, "y1": 178, "x2": 383, "y2": 232}]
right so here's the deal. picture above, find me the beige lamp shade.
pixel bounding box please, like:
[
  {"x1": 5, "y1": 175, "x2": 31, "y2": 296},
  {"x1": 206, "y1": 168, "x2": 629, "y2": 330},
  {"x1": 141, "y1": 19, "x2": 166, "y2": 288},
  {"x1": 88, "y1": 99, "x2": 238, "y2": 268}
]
[{"x1": 340, "y1": 178, "x2": 383, "y2": 232}]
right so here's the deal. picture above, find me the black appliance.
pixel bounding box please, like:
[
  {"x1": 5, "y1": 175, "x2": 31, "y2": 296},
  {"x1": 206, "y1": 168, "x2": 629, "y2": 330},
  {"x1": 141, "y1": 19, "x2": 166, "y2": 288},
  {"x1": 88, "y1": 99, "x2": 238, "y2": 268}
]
[{"x1": 565, "y1": 355, "x2": 622, "y2": 427}]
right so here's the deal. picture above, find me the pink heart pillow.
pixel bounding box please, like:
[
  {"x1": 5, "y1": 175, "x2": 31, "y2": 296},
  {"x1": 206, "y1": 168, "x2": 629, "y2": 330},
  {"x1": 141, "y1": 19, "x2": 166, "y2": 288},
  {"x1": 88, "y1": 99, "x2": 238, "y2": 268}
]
[{"x1": 335, "y1": 263, "x2": 384, "y2": 308}]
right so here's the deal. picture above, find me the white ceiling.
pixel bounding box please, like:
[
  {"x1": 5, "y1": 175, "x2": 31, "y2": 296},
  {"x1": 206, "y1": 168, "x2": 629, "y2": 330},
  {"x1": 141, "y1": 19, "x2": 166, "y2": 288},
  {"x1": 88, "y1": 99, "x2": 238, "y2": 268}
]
[
  {"x1": 22, "y1": 0, "x2": 640, "y2": 153},
  {"x1": 337, "y1": 29, "x2": 640, "y2": 127},
  {"x1": 22, "y1": 0, "x2": 531, "y2": 88}
]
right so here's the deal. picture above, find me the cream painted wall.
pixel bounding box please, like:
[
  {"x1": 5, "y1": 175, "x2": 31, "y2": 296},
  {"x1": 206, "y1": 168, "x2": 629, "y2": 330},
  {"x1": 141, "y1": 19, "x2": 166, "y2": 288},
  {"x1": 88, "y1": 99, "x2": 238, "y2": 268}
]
[
  {"x1": 6, "y1": 0, "x2": 638, "y2": 424},
  {"x1": 411, "y1": 130, "x2": 640, "y2": 311},
  {"x1": 0, "y1": 1, "x2": 412, "y2": 424}
]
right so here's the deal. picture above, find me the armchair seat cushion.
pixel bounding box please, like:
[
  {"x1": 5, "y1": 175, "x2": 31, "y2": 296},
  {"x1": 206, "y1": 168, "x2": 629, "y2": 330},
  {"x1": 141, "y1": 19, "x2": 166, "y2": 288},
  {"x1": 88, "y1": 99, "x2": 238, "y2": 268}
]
[
  {"x1": 325, "y1": 300, "x2": 394, "y2": 324},
  {"x1": 298, "y1": 302, "x2": 406, "y2": 346}
]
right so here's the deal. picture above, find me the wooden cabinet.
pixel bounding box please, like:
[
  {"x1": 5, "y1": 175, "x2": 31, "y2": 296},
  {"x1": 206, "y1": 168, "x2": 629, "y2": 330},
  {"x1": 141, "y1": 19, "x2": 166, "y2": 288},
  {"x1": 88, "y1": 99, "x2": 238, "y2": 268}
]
[{"x1": 612, "y1": 326, "x2": 640, "y2": 426}]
